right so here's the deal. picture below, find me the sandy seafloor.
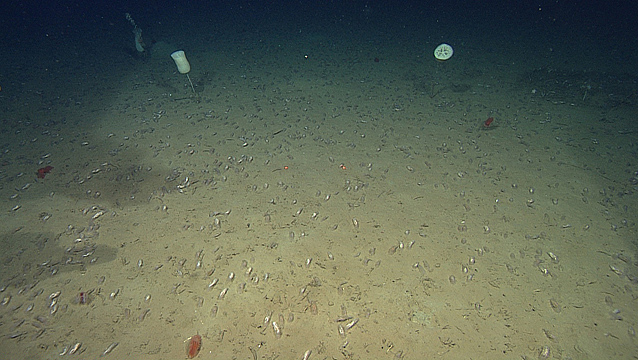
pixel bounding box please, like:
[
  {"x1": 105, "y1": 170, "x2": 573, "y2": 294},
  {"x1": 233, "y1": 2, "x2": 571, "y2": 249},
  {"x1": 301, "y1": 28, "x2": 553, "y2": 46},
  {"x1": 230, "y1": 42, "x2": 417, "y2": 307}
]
[{"x1": 1, "y1": 12, "x2": 638, "y2": 360}]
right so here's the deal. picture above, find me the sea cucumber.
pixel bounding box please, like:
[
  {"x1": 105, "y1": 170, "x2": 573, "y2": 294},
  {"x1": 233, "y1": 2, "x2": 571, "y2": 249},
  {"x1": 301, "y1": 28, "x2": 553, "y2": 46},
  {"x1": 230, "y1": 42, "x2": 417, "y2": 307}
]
[
  {"x1": 187, "y1": 334, "x2": 201, "y2": 358},
  {"x1": 37, "y1": 166, "x2": 54, "y2": 179},
  {"x1": 483, "y1": 117, "x2": 494, "y2": 127}
]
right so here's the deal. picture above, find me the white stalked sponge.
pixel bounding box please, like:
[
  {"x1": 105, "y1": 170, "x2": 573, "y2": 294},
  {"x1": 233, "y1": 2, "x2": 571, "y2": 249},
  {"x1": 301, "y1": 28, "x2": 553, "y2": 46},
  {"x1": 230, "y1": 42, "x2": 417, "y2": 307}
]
[
  {"x1": 170, "y1": 50, "x2": 196, "y2": 95},
  {"x1": 170, "y1": 50, "x2": 191, "y2": 74}
]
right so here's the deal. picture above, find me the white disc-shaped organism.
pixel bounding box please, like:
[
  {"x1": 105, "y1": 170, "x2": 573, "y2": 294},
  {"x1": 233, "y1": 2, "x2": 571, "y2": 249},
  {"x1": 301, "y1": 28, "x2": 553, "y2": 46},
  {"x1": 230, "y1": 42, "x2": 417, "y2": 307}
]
[{"x1": 434, "y1": 43, "x2": 454, "y2": 61}]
